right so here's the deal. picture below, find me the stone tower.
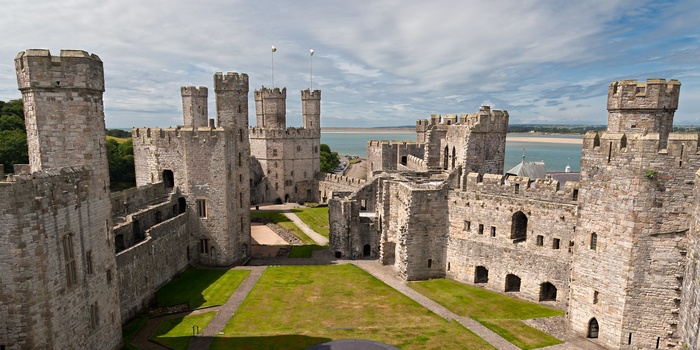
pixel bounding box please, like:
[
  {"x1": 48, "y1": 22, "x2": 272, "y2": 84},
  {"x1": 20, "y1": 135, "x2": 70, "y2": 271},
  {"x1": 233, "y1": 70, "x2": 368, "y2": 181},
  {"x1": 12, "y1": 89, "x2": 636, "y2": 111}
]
[
  {"x1": 132, "y1": 72, "x2": 251, "y2": 266},
  {"x1": 249, "y1": 87, "x2": 321, "y2": 204},
  {"x1": 0, "y1": 49, "x2": 121, "y2": 349},
  {"x1": 569, "y1": 79, "x2": 697, "y2": 348},
  {"x1": 181, "y1": 86, "x2": 208, "y2": 128},
  {"x1": 254, "y1": 87, "x2": 286, "y2": 129},
  {"x1": 302, "y1": 89, "x2": 321, "y2": 129}
]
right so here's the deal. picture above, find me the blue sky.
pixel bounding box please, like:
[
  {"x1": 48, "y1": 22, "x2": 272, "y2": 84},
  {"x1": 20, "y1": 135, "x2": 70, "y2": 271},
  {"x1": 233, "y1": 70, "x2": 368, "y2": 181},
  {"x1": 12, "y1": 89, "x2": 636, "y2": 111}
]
[{"x1": 0, "y1": 0, "x2": 698, "y2": 128}]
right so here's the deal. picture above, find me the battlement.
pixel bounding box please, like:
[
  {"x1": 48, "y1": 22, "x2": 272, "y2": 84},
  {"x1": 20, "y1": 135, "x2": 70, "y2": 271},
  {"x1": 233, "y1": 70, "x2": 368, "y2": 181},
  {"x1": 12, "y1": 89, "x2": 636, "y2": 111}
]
[
  {"x1": 181, "y1": 86, "x2": 208, "y2": 96},
  {"x1": 608, "y1": 79, "x2": 680, "y2": 111},
  {"x1": 213, "y1": 72, "x2": 249, "y2": 92},
  {"x1": 15, "y1": 49, "x2": 104, "y2": 91},
  {"x1": 416, "y1": 106, "x2": 508, "y2": 131},
  {"x1": 301, "y1": 89, "x2": 321, "y2": 100},
  {"x1": 133, "y1": 126, "x2": 232, "y2": 145},
  {"x1": 321, "y1": 173, "x2": 367, "y2": 187},
  {"x1": 583, "y1": 130, "x2": 699, "y2": 156},
  {"x1": 249, "y1": 127, "x2": 320, "y2": 139},
  {"x1": 254, "y1": 86, "x2": 287, "y2": 99},
  {"x1": 367, "y1": 140, "x2": 422, "y2": 148},
  {"x1": 463, "y1": 172, "x2": 579, "y2": 203}
]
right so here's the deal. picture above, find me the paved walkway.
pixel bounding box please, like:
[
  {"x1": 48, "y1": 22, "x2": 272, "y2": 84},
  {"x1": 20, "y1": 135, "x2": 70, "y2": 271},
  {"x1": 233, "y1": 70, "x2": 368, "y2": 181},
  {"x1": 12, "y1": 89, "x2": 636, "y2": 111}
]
[
  {"x1": 283, "y1": 211, "x2": 329, "y2": 245},
  {"x1": 129, "y1": 306, "x2": 220, "y2": 350},
  {"x1": 188, "y1": 266, "x2": 266, "y2": 350}
]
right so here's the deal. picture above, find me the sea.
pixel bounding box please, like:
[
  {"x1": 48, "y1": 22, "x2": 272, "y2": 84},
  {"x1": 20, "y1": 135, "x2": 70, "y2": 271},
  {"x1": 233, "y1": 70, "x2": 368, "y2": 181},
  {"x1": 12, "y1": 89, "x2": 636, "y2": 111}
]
[{"x1": 321, "y1": 131, "x2": 583, "y2": 173}]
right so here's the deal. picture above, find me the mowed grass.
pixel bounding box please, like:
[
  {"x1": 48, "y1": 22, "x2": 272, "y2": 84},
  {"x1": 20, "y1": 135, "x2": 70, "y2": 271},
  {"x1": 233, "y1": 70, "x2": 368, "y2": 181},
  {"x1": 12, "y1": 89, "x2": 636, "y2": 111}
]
[
  {"x1": 251, "y1": 211, "x2": 316, "y2": 245},
  {"x1": 408, "y1": 279, "x2": 563, "y2": 349},
  {"x1": 211, "y1": 265, "x2": 495, "y2": 350},
  {"x1": 288, "y1": 244, "x2": 326, "y2": 258},
  {"x1": 151, "y1": 311, "x2": 216, "y2": 350},
  {"x1": 292, "y1": 206, "x2": 330, "y2": 238},
  {"x1": 156, "y1": 268, "x2": 250, "y2": 309}
]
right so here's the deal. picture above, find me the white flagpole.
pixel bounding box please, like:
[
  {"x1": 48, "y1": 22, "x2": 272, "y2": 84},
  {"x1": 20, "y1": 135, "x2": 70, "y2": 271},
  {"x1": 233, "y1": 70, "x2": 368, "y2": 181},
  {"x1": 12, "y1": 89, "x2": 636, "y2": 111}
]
[
  {"x1": 271, "y1": 45, "x2": 276, "y2": 88},
  {"x1": 309, "y1": 48, "x2": 314, "y2": 90}
]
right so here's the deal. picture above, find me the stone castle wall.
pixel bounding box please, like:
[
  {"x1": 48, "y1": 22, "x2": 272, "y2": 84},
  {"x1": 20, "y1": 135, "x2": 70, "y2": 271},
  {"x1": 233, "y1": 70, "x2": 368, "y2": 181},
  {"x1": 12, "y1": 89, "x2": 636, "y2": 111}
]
[
  {"x1": 0, "y1": 168, "x2": 121, "y2": 349},
  {"x1": 680, "y1": 170, "x2": 700, "y2": 348}
]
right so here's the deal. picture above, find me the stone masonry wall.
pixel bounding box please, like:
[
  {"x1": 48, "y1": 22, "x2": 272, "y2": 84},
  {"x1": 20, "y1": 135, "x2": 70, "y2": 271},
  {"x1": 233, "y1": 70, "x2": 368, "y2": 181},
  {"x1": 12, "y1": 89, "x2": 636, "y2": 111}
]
[{"x1": 680, "y1": 170, "x2": 700, "y2": 348}]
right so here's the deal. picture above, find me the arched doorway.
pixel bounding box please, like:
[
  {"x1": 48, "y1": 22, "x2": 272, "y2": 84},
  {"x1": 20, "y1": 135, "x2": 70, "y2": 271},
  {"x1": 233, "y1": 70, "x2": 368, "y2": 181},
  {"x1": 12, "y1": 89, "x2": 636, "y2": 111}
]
[
  {"x1": 588, "y1": 318, "x2": 599, "y2": 338},
  {"x1": 210, "y1": 246, "x2": 217, "y2": 264},
  {"x1": 474, "y1": 266, "x2": 489, "y2": 283},
  {"x1": 505, "y1": 274, "x2": 521, "y2": 292},
  {"x1": 539, "y1": 282, "x2": 557, "y2": 301},
  {"x1": 363, "y1": 244, "x2": 371, "y2": 257},
  {"x1": 178, "y1": 197, "x2": 187, "y2": 214},
  {"x1": 162, "y1": 169, "x2": 174, "y2": 189}
]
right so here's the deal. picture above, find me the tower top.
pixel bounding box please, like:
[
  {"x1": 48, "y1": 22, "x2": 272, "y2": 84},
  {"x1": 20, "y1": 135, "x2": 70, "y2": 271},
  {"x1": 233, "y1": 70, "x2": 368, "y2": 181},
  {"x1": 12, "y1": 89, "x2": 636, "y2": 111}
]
[
  {"x1": 15, "y1": 49, "x2": 104, "y2": 92},
  {"x1": 301, "y1": 89, "x2": 321, "y2": 100},
  {"x1": 254, "y1": 87, "x2": 286, "y2": 99},
  {"x1": 213, "y1": 72, "x2": 249, "y2": 92},
  {"x1": 607, "y1": 78, "x2": 680, "y2": 111}
]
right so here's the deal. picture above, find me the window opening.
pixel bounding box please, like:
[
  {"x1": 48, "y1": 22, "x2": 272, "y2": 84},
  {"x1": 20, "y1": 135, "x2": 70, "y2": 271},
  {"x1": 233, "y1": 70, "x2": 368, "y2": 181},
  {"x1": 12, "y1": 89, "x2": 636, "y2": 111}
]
[
  {"x1": 505, "y1": 274, "x2": 521, "y2": 292},
  {"x1": 590, "y1": 232, "x2": 597, "y2": 250},
  {"x1": 539, "y1": 282, "x2": 557, "y2": 301},
  {"x1": 474, "y1": 266, "x2": 488, "y2": 283},
  {"x1": 511, "y1": 211, "x2": 528, "y2": 243},
  {"x1": 588, "y1": 318, "x2": 599, "y2": 338},
  {"x1": 197, "y1": 199, "x2": 207, "y2": 218}
]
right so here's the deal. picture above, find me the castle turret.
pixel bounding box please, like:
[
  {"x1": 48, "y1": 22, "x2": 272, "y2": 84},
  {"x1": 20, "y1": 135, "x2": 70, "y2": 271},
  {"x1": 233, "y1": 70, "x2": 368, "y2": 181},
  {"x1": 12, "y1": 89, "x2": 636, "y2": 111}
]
[
  {"x1": 213, "y1": 72, "x2": 249, "y2": 129},
  {"x1": 254, "y1": 87, "x2": 286, "y2": 129},
  {"x1": 607, "y1": 78, "x2": 680, "y2": 149},
  {"x1": 14, "y1": 49, "x2": 108, "y2": 186},
  {"x1": 301, "y1": 89, "x2": 321, "y2": 129},
  {"x1": 181, "y1": 86, "x2": 208, "y2": 128}
]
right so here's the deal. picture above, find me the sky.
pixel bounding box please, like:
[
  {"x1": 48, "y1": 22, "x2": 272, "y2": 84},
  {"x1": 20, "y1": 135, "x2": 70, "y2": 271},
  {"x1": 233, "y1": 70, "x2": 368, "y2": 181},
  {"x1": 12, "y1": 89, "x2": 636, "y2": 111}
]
[{"x1": 0, "y1": 0, "x2": 698, "y2": 128}]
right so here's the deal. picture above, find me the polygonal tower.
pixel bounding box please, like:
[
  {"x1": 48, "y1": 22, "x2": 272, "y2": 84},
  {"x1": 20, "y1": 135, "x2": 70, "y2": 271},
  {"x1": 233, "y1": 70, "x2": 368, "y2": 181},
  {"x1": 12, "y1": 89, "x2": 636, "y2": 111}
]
[
  {"x1": 570, "y1": 79, "x2": 697, "y2": 349},
  {"x1": 302, "y1": 89, "x2": 321, "y2": 129},
  {"x1": 254, "y1": 87, "x2": 286, "y2": 129},
  {"x1": 181, "y1": 86, "x2": 208, "y2": 128}
]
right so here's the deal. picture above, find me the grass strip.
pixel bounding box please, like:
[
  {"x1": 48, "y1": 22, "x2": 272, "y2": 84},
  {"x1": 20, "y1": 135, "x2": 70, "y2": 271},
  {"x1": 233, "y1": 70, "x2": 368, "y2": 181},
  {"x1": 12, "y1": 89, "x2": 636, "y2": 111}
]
[
  {"x1": 251, "y1": 211, "x2": 316, "y2": 244},
  {"x1": 291, "y1": 207, "x2": 330, "y2": 238},
  {"x1": 156, "y1": 268, "x2": 250, "y2": 309},
  {"x1": 151, "y1": 311, "x2": 216, "y2": 350}
]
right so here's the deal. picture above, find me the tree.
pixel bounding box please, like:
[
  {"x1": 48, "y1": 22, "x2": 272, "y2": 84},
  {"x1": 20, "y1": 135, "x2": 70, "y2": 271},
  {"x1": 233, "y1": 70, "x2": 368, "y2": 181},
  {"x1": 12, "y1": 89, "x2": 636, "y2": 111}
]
[
  {"x1": 319, "y1": 143, "x2": 340, "y2": 173},
  {"x1": 0, "y1": 129, "x2": 28, "y2": 173}
]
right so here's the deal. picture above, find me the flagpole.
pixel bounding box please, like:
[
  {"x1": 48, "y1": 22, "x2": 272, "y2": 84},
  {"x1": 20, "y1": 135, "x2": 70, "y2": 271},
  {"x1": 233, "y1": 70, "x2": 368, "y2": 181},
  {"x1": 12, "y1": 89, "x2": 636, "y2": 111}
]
[
  {"x1": 309, "y1": 48, "x2": 314, "y2": 90},
  {"x1": 271, "y1": 45, "x2": 276, "y2": 88}
]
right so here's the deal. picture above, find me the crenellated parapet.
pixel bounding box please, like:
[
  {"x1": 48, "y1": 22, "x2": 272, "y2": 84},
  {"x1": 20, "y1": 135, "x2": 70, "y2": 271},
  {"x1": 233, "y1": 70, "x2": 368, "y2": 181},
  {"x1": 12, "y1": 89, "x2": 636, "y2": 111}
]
[
  {"x1": 463, "y1": 172, "x2": 579, "y2": 203},
  {"x1": 321, "y1": 173, "x2": 367, "y2": 187},
  {"x1": 249, "y1": 126, "x2": 321, "y2": 139},
  {"x1": 608, "y1": 79, "x2": 680, "y2": 112},
  {"x1": 15, "y1": 49, "x2": 104, "y2": 92},
  {"x1": 213, "y1": 72, "x2": 249, "y2": 92},
  {"x1": 181, "y1": 86, "x2": 208, "y2": 128},
  {"x1": 582, "y1": 130, "x2": 699, "y2": 160}
]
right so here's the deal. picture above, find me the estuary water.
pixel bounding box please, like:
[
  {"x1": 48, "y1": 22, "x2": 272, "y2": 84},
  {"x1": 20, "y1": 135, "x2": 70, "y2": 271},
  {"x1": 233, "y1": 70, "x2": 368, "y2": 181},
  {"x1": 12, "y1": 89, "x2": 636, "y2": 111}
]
[{"x1": 320, "y1": 131, "x2": 583, "y2": 173}]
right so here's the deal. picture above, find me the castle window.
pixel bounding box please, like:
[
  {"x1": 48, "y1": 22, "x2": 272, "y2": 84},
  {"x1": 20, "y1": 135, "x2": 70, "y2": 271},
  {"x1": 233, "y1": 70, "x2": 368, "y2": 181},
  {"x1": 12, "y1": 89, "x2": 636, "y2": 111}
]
[
  {"x1": 90, "y1": 302, "x2": 99, "y2": 329},
  {"x1": 200, "y1": 239, "x2": 209, "y2": 254},
  {"x1": 587, "y1": 318, "x2": 599, "y2": 338},
  {"x1": 593, "y1": 290, "x2": 599, "y2": 304},
  {"x1": 304, "y1": 171, "x2": 307, "y2": 179},
  {"x1": 239, "y1": 195, "x2": 243, "y2": 208},
  {"x1": 115, "y1": 234, "x2": 125, "y2": 253},
  {"x1": 514, "y1": 183, "x2": 520, "y2": 194},
  {"x1": 238, "y1": 152, "x2": 242, "y2": 166},
  {"x1": 464, "y1": 221, "x2": 471, "y2": 231},
  {"x1": 572, "y1": 189, "x2": 579, "y2": 201},
  {"x1": 297, "y1": 145, "x2": 301, "y2": 152},
  {"x1": 475, "y1": 266, "x2": 488, "y2": 283},
  {"x1": 590, "y1": 232, "x2": 597, "y2": 250},
  {"x1": 196, "y1": 199, "x2": 207, "y2": 218},
  {"x1": 285, "y1": 180, "x2": 292, "y2": 186},
  {"x1": 62, "y1": 234, "x2": 77, "y2": 288},
  {"x1": 106, "y1": 269, "x2": 112, "y2": 285},
  {"x1": 491, "y1": 226, "x2": 496, "y2": 237},
  {"x1": 239, "y1": 129, "x2": 243, "y2": 142},
  {"x1": 505, "y1": 274, "x2": 521, "y2": 292},
  {"x1": 539, "y1": 282, "x2": 557, "y2": 301},
  {"x1": 536, "y1": 235, "x2": 544, "y2": 246},
  {"x1": 401, "y1": 156, "x2": 407, "y2": 166},
  {"x1": 86, "y1": 250, "x2": 93, "y2": 275},
  {"x1": 552, "y1": 238, "x2": 560, "y2": 250},
  {"x1": 272, "y1": 149, "x2": 278, "y2": 156},
  {"x1": 428, "y1": 259, "x2": 432, "y2": 268},
  {"x1": 162, "y1": 170, "x2": 174, "y2": 189},
  {"x1": 447, "y1": 262, "x2": 451, "y2": 271},
  {"x1": 478, "y1": 224, "x2": 484, "y2": 235},
  {"x1": 568, "y1": 240, "x2": 575, "y2": 253},
  {"x1": 314, "y1": 146, "x2": 318, "y2": 153},
  {"x1": 443, "y1": 145, "x2": 449, "y2": 170},
  {"x1": 511, "y1": 211, "x2": 528, "y2": 243},
  {"x1": 239, "y1": 174, "x2": 242, "y2": 183}
]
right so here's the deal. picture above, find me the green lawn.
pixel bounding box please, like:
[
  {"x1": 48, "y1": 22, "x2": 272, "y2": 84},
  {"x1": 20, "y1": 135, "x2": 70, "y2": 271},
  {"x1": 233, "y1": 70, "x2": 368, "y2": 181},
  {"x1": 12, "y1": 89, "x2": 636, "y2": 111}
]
[
  {"x1": 211, "y1": 265, "x2": 495, "y2": 350},
  {"x1": 408, "y1": 279, "x2": 563, "y2": 349},
  {"x1": 155, "y1": 268, "x2": 250, "y2": 309},
  {"x1": 288, "y1": 245, "x2": 326, "y2": 258},
  {"x1": 292, "y1": 207, "x2": 330, "y2": 238},
  {"x1": 251, "y1": 211, "x2": 316, "y2": 245},
  {"x1": 151, "y1": 311, "x2": 216, "y2": 349}
]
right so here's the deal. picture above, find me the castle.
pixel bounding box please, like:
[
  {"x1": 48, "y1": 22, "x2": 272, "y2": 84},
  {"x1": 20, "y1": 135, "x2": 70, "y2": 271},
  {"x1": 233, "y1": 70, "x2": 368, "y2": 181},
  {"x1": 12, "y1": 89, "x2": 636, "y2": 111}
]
[
  {"x1": 0, "y1": 49, "x2": 317, "y2": 349},
  {"x1": 4, "y1": 48, "x2": 700, "y2": 350},
  {"x1": 329, "y1": 78, "x2": 700, "y2": 349}
]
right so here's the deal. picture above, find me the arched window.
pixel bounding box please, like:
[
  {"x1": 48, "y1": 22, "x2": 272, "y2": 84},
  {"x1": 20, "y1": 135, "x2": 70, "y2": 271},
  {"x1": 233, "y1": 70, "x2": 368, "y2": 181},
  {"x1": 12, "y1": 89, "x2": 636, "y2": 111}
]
[
  {"x1": 539, "y1": 282, "x2": 557, "y2": 301},
  {"x1": 162, "y1": 169, "x2": 174, "y2": 189},
  {"x1": 505, "y1": 274, "x2": 521, "y2": 292},
  {"x1": 588, "y1": 318, "x2": 599, "y2": 338},
  {"x1": 474, "y1": 266, "x2": 488, "y2": 283},
  {"x1": 511, "y1": 211, "x2": 527, "y2": 243}
]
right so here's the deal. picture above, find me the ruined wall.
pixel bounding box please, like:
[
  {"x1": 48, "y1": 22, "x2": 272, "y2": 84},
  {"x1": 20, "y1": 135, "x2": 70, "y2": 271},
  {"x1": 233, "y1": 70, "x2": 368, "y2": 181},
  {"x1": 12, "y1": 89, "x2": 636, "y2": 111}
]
[
  {"x1": 116, "y1": 213, "x2": 189, "y2": 322},
  {"x1": 446, "y1": 173, "x2": 578, "y2": 310},
  {"x1": 0, "y1": 169, "x2": 121, "y2": 350},
  {"x1": 570, "y1": 128, "x2": 698, "y2": 349}
]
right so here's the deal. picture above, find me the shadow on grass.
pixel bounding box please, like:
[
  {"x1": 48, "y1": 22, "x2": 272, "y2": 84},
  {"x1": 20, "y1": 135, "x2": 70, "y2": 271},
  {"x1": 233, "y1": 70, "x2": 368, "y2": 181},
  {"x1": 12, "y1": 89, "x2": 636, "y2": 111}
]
[
  {"x1": 288, "y1": 245, "x2": 327, "y2": 258},
  {"x1": 151, "y1": 334, "x2": 332, "y2": 350},
  {"x1": 155, "y1": 268, "x2": 243, "y2": 309}
]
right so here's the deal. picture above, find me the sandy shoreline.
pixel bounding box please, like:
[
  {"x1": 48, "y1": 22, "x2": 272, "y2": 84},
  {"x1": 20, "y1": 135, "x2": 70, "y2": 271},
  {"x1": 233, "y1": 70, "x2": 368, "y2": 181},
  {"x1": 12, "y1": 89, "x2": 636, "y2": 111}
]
[
  {"x1": 507, "y1": 136, "x2": 581, "y2": 144},
  {"x1": 322, "y1": 128, "x2": 583, "y2": 144}
]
